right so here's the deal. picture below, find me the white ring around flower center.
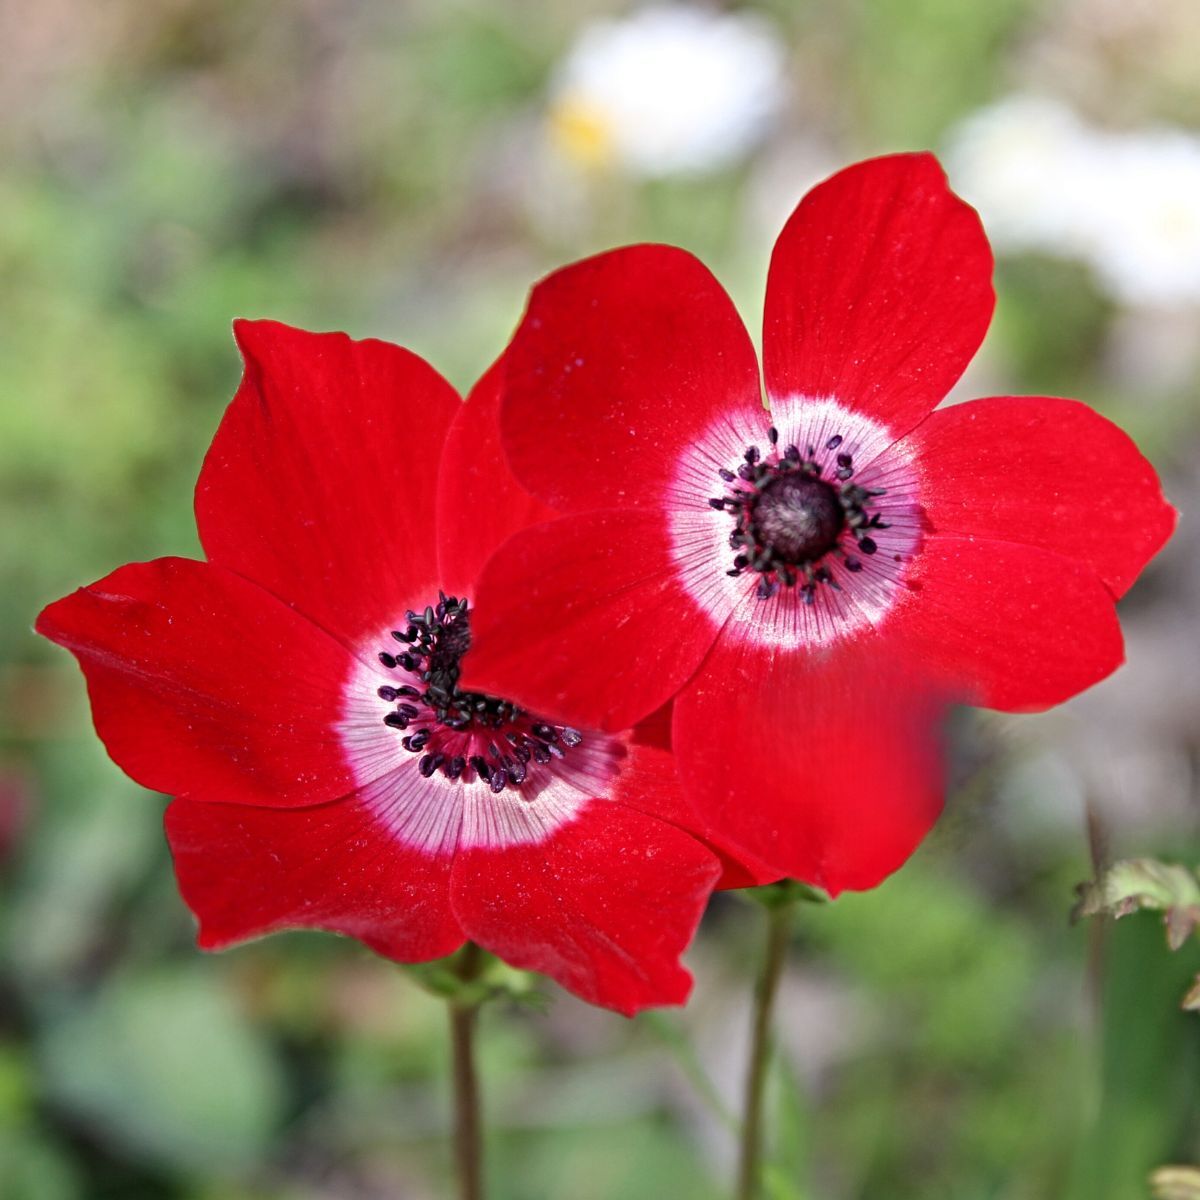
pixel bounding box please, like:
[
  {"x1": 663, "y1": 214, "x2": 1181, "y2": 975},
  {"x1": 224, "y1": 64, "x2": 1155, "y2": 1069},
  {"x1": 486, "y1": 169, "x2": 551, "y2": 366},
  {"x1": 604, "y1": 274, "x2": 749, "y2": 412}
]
[
  {"x1": 338, "y1": 632, "x2": 622, "y2": 854},
  {"x1": 665, "y1": 394, "x2": 924, "y2": 652}
]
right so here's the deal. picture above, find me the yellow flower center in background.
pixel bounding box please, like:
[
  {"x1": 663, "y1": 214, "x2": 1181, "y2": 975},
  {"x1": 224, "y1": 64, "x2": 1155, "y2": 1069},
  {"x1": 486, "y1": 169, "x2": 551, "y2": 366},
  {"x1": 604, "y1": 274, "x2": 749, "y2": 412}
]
[{"x1": 548, "y1": 93, "x2": 617, "y2": 171}]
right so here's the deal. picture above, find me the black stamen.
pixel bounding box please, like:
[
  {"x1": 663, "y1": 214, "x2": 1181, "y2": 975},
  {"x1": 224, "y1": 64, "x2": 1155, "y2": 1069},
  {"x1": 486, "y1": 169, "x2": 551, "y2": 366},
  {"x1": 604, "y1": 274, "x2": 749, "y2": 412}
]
[
  {"x1": 704, "y1": 421, "x2": 900, "y2": 605},
  {"x1": 377, "y1": 594, "x2": 587, "y2": 788}
]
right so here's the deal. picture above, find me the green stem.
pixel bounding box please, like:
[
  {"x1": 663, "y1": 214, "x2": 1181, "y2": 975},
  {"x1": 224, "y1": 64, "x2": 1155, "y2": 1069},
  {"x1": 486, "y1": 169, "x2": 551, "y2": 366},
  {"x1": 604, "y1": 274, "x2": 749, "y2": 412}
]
[
  {"x1": 448, "y1": 943, "x2": 485, "y2": 1200},
  {"x1": 736, "y1": 898, "x2": 796, "y2": 1200}
]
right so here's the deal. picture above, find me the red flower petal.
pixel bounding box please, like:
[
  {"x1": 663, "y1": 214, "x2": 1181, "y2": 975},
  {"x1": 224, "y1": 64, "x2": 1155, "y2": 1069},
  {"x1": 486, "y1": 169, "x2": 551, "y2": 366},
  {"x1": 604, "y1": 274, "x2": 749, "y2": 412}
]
[
  {"x1": 889, "y1": 535, "x2": 1125, "y2": 711},
  {"x1": 165, "y1": 796, "x2": 463, "y2": 962},
  {"x1": 196, "y1": 320, "x2": 460, "y2": 648},
  {"x1": 36, "y1": 558, "x2": 361, "y2": 808},
  {"x1": 673, "y1": 631, "x2": 949, "y2": 895},
  {"x1": 435, "y1": 356, "x2": 559, "y2": 598},
  {"x1": 763, "y1": 153, "x2": 994, "y2": 439},
  {"x1": 624, "y1": 705, "x2": 782, "y2": 889},
  {"x1": 450, "y1": 801, "x2": 720, "y2": 1015},
  {"x1": 501, "y1": 245, "x2": 764, "y2": 513},
  {"x1": 595, "y1": 700, "x2": 782, "y2": 892},
  {"x1": 907, "y1": 395, "x2": 1176, "y2": 598},
  {"x1": 460, "y1": 509, "x2": 721, "y2": 731}
]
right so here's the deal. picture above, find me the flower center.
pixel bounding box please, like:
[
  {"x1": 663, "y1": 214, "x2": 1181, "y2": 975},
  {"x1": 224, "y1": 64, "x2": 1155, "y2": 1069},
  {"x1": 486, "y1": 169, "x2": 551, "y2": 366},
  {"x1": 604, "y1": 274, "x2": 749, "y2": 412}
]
[
  {"x1": 750, "y1": 474, "x2": 844, "y2": 564},
  {"x1": 709, "y1": 429, "x2": 888, "y2": 601},
  {"x1": 374, "y1": 594, "x2": 582, "y2": 794}
]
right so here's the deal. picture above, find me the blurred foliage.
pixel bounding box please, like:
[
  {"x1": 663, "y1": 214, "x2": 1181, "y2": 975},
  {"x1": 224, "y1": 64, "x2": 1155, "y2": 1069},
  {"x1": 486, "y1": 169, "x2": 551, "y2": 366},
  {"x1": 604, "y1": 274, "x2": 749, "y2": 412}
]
[
  {"x1": 1, "y1": 1, "x2": 1198, "y2": 1197},
  {"x1": 39, "y1": 969, "x2": 285, "y2": 1173},
  {"x1": 1067, "y1": 914, "x2": 1200, "y2": 1200},
  {"x1": 1074, "y1": 857, "x2": 1200, "y2": 1012},
  {"x1": 1153, "y1": 1166, "x2": 1200, "y2": 1200}
]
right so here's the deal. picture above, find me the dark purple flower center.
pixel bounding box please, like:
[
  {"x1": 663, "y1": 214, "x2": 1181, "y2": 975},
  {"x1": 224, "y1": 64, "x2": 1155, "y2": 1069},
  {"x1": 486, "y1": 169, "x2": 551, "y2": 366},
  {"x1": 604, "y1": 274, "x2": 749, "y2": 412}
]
[
  {"x1": 709, "y1": 428, "x2": 889, "y2": 602},
  {"x1": 750, "y1": 474, "x2": 845, "y2": 564},
  {"x1": 375, "y1": 593, "x2": 582, "y2": 793}
]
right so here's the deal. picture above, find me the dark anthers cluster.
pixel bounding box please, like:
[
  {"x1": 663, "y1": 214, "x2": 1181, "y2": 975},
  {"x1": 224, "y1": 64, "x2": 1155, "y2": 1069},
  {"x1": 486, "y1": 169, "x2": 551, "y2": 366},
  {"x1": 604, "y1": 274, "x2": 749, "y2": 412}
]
[
  {"x1": 376, "y1": 593, "x2": 583, "y2": 794},
  {"x1": 709, "y1": 428, "x2": 888, "y2": 603}
]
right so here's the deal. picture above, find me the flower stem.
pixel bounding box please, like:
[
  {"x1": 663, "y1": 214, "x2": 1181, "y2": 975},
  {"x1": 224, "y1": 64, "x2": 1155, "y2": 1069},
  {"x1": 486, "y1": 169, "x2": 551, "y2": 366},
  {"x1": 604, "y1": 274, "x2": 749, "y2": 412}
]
[
  {"x1": 448, "y1": 942, "x2": 485, "y2": 1200},
  {"x1": 736, "y1": 895, "x2": 797, "y2": 1200}
]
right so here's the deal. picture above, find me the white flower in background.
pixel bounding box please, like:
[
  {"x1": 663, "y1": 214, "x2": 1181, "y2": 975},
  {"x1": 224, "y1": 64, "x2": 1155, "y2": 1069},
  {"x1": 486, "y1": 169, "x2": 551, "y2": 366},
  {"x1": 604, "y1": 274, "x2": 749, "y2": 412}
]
[
  {"x1": 1085, "y1": 130, "x2": 1200, "y2": 307},
  {"x1": 547, "y1": 5, "x2": 787, "y2": 177},
  {"x1": 947, "y1": 95, "x2": 1200, "y2": 308},
  {"x1": 944, "y1": 95, "x2": 1102, "y2": 256}
]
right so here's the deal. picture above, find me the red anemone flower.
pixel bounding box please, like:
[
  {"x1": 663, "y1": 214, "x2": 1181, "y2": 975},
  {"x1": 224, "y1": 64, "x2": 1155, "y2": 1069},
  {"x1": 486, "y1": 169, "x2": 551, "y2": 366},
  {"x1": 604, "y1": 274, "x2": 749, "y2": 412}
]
[
  {"x1": 35, "y1": 321, "x2": 727, "y2": 1015},
  {"x1": 459, "y1": 153, "x2": 1177, "y2": 895}
]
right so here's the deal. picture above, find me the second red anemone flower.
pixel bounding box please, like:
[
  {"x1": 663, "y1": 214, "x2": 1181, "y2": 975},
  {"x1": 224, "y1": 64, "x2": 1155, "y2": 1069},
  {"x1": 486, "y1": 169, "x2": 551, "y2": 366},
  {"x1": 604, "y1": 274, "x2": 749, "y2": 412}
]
[
  {"x1": 36, "y1": 322, "x2": 726, "y2": 1015},
  {"x1": 460, "y1": 152, "x2": 1176, "y2": 895}
]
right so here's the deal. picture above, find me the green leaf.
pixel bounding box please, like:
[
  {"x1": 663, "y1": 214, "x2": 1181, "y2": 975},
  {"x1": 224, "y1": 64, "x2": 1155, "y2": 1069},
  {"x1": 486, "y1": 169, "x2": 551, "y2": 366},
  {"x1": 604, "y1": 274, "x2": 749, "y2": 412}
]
[
  {"x1": 1183, "y1": 976, "x2": 1200, "y2": 1013},
  {"x1": 1065, "y1": 915, "x2": 1200, "y2": 1200},
  {"x1": 1073, "y1": 858, "x2": 1200, "y2": 949}
]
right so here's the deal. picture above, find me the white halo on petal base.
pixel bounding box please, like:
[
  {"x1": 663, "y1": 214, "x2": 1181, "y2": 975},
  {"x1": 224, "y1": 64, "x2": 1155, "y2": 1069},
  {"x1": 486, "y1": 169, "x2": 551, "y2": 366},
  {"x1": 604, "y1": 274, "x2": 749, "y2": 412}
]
[{"x1": 338, "y1": 625, "x2": 623, "y2": 854}]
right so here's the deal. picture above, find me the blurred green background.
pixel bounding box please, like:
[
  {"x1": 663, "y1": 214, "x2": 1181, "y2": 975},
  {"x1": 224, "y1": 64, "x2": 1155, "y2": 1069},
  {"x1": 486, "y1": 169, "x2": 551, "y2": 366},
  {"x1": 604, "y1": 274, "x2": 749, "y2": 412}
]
[{"x1": 2, "y1": 2, "x2": 1198, "y2": 1197}]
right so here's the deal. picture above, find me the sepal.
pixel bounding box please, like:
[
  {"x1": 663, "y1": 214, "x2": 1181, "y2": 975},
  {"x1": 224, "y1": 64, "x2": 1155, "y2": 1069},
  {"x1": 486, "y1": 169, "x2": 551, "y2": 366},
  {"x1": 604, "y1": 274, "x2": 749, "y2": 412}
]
[
  {"x1": 402, "y1": 945, "x2": 548, "y2": 1012},
  {"x1": 740, "y1": 879, "x2": 831, "y2": 910}
]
